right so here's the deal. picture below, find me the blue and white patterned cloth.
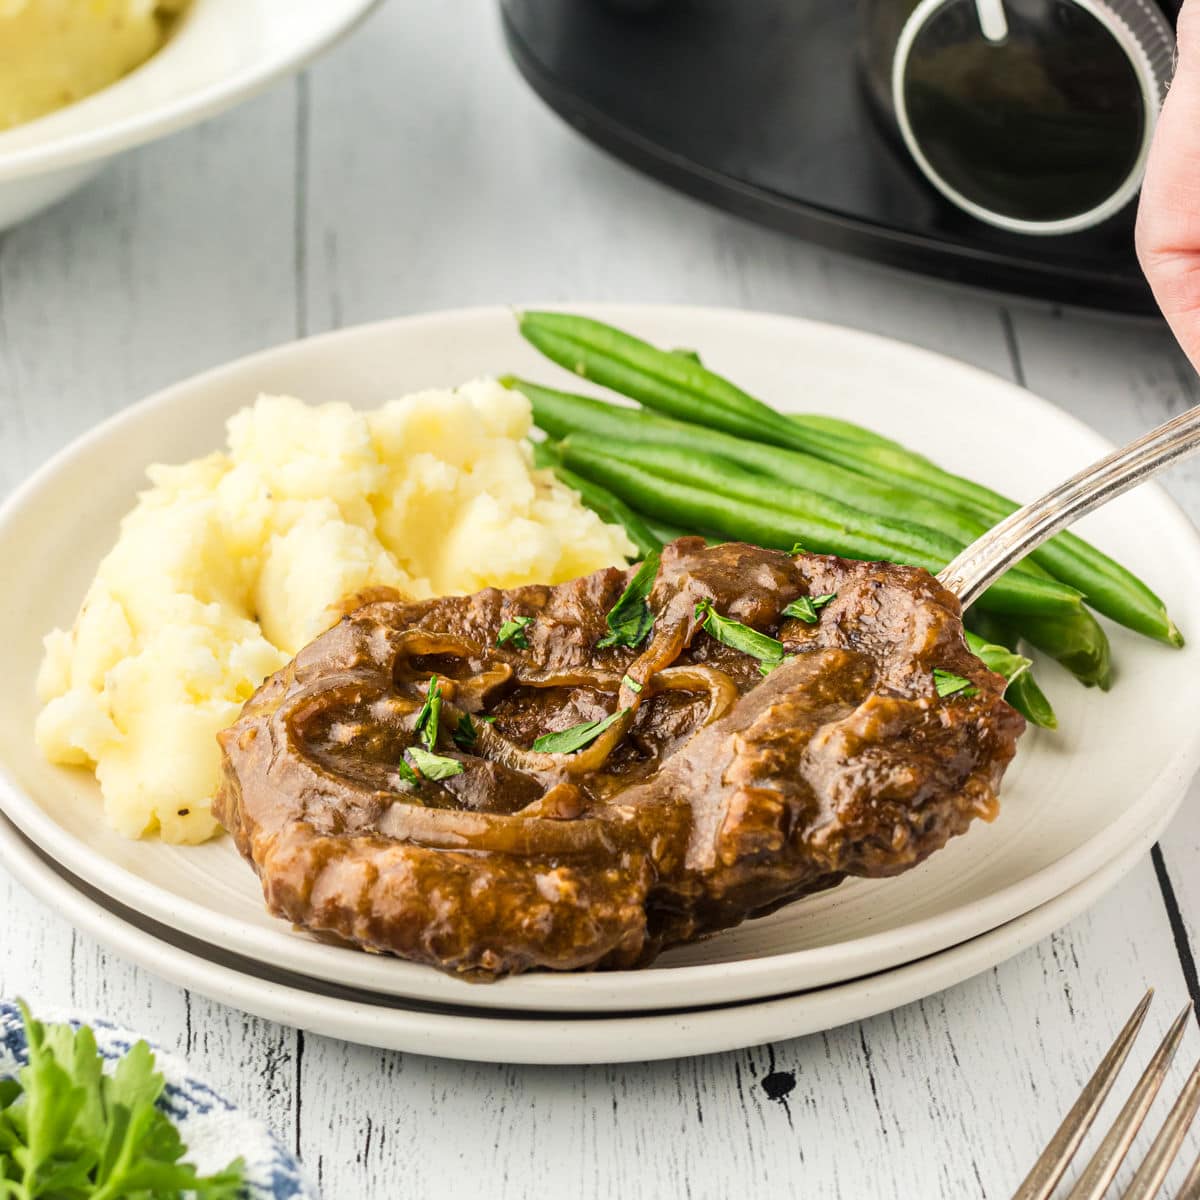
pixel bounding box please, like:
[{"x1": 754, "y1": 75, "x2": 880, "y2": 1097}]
[{"x1": 0, "y1": 1000, "x2": 318, "y2": 1199}]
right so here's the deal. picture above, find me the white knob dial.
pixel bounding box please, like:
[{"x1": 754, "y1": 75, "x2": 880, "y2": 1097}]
[{"x1": 892, "y1": 0, "x2": 1176, "y2": 236}]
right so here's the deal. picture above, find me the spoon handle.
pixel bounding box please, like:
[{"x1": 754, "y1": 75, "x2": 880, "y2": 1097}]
[{"x1": 938, "y1": 403, "x2": 1200, "y2": 609}]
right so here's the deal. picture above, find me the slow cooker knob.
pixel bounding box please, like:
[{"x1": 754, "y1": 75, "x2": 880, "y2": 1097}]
[{"x1": 891, "y1": 0, "x2": 1176, "y2": 235}]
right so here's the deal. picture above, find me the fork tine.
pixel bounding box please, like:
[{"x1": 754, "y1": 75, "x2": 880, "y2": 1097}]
[
  {"x1": 1120, "y1": 1056, "x2": 1200, "y2": 1200},
  {"x1": 1177, "y1": 1148, "x2": 1200, "y2": 1199},
  {"x1": 1063, "y1": 1004, "x2": 1194, "y2": 1200},
  {"x1": 1011, "y1": 991, "x2": 1154, "y2": 1200}
]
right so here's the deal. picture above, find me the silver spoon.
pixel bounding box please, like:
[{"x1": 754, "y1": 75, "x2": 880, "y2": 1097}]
[{"x1": 937, "y1": 403, "x2": 1200, "y2": 608}]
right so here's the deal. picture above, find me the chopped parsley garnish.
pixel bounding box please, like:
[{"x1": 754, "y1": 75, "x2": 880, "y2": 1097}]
[
  {"x1": 533, "y1": 708, "x2": 629, "y2": 754},
  {"x1": 413, "y1": 674, "x2": 443, "y2": 751},
  {"x1": 597, "y1": 551, "x2": 660, "y2": 650},
  {"x1": 406, "y1": 746, "x2": 465, "y2": 780},
  {"x1": 396, "y1": 759, "x2": 422, "y2": 788},
  {"x1": 933, "y1": 669, "x2": 978, "y2": 699},
  {"x1": 964, "y1": 632, "x2": 1031, "y2": 687},
  {"x1": 694, "y1": 599, "x2": 785, "y2": 667},
  {"x1": 453, "y1": 712, "x2": 477, "y2": 750},
  {"x1": 0, "y1": 1001, "x2": 245, "y2": 1198},
  {"x1": 782, "y1": 593, "x2": 837, "y2": 624},
  {"x1": 621, "y1": 674, "x2": 643, "y2": 694},
  {"x1": 496, "y1": 615, "x2": 534, "y2": 649},
  {"x1": 759, "y1": 654, "x2": 796, "y2": 677}
]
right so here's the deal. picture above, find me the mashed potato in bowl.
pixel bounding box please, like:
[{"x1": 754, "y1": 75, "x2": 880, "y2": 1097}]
[
  {"x1": 35, "y1": 379, "x2": 635, "y2": 843},
  {"x1": 0, "y1": 0, "x2": 189, "y2": 132}
]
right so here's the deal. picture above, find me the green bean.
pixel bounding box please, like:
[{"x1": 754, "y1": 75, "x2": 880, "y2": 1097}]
[
  {"x1": 789, "y1": 413, "x2": 912, "y2": 454},
  {"x1": 1012, "y1": 610, "x2": 1111, "y2": 691},
  {"x1": 556, "y1": 438, "x2": 1086, "y2": 622},
  {"x1": 641, "y1": 516, "x2": 694, "y2": 544},
  {"x1": 507, "y1": 377, "x2": 1000, "y2": 549},
  {"x1": 561, "y1": 433, "x2": 976, "y2": 561},
  {"x1": 963, "y1": 631, "x2": 1031, "y2": 687},
  {"x1": 560, "y1": 432, "x2": 1111, "y2": 687},
  {"x1": 753, "y1": 419, "x2": 1180, "y2": 649},
  {"x1": 964, "y1": 628, "x2": 1057, "y2": 729},
  {"x1": 531, "y1": 441, "x2": 661, "y2": 559},
  {"x1": 639, "y1": 516, "x2": 723, "y2": 547},
  {"x1": 966, "y1": 586, "x2": 1111, "y2": 691},
  {"x1": 966, "y1": 616, "x2": 1059, "y2": 727},
  {"x1": 514, "y1": 381, "x2": 1110, "y2": 684},
  {"x1": 519, "y1": 310, "x2": 800, "y2": 444},
  {"x1": 1003, "y1": 668, "x2": 1059, "y2": 730},
  {"x1": 515, "y1": 313, "x2": 1180, "y2": 646}
]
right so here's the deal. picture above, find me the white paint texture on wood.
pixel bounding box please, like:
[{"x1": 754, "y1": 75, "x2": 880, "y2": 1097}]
[{"x1": 1, "y1": 2, "x2": 1198, "y2": 1196}]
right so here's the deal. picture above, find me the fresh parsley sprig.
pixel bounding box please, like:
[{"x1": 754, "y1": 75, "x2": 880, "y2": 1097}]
[
  {"x1": 694, "y1": 599, "x2": 785, "y2": 667},
  {"x1": 413, "y1": 675, "x2": 443, "y2": 751},
  {"x1": 399, "y1": 682, "x2": 466, "y2": 788},
  {"x1": 0, "y1": 1001, "x2": 244, "y2": 1199},
  {"x1": 782, "y1": 593, "x2": 837, "y2": 624},
  {"x1": 596, "y1": 552, "x2": 660, "y2": 650},
  {"x1": 933, "y1": 669, "x2": 979, "y2": 699},
  {"x1": 396, "y1": 759, "x2": 422, "y2": 788},
  {"x1": 496, "y1": 615, "x2": 534, "y2": 649},
  {"x1": 452, "y1": 712, "x2": 478, "y2": 750},
  {"x1": 759, "y1": 655, "x2": 796, "y2": 678},
  {"x1": 406, "y1": 747, "x2": 465, "y2": 780},
  {"x1": 532, "y1": 709, "x2": 629, "y2": 754}
]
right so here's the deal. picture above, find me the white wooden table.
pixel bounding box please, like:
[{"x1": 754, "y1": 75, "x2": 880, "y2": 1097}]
[{"x1": 2, "y1": 5, "x2": 1200, "y2": 1195}]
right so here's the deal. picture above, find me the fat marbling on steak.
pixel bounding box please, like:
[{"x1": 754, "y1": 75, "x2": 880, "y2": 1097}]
[{"x1": 215, "y1": 538, "x2": 1024, "y2": 979}]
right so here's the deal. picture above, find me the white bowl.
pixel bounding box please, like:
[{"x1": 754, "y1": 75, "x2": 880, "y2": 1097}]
[{"x1": 0, "y1": 0, "x2": 380, "y2": 231}]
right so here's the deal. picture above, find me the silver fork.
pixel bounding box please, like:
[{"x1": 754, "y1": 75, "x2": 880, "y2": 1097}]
[
  {"x1": 1012, "y1": 992, "x2": 1200, "y2": 1200},
  {"x1": 938, "y1": 402, "x2": 1200, "y2": 607}
]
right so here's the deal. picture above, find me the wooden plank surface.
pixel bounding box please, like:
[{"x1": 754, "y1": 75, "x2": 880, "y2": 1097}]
[{"x1": 1, "y1": 3, "x2": 1199, "y2": 1196}]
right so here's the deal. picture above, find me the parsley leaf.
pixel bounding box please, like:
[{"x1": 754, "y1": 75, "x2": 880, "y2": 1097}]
[
  {"x1": 621, "y1": 674, "x2": 643, "y2": 694},
  {"x1": 0, "y1": 1000, "x2": 244, "y2": 1199},
  {"x1": 597, "y1": 551, "x2": 660, "y2": 650},
  {"x1": 694, "y1": 600, "x2": 785, "y2": 666},
  {"x1": 782, "y1": 593, "x2": 837, "y2": 624},
  {"x1": 933, "y1": 669, "x2": 979, "y2": 699},
  {"x1": 964, "y1": 631, "x2": 1031, "y2": 688},
  {"x1": 533, "y1": 709, "x2": 629, "y2": 754},
  {"x1": 496, "y1": 615, "x2": 534, "y2": 649},
  {"x1": 406, "y1": 746, "x2": 465, "y2": 780},
  {"x1": 759, "y1": 654, "x2": 796, "y2": 677},
  {"x1": 452, "y1": 712, "x2": 477, "y2": 750},
  {"x1": 413, "y1": 675, "x2": 443, "y2": 751}
]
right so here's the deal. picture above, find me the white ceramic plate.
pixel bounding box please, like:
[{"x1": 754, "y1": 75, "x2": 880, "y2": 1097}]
[
  {"x1": 0, "y1": 806, "x2": 1161, "y2": 1065},
  {"x1": 1, "y1": 305, "x2": 1199, "y2": 1016},
  {"x1": 0, "y1": 0, "x2": 379, "y2": 230}
]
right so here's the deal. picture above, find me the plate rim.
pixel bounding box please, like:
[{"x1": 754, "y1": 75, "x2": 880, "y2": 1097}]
[
  {"x1": 3, "y1": 302, "x2": 1200, "y2": 1014},
  {"x1": 0, "y1": 803, "x2": 1164, "y2": 1064}
]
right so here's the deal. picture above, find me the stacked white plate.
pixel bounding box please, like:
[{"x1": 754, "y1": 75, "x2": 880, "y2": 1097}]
[{"x1": 2, "y1": 306, "x2": 1198, "y2": 1064}]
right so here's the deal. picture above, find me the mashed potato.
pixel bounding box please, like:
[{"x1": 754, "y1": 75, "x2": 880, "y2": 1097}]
[
  {"x1": 35, "y1": 380, "x2": 635, "y2": 843},
  {"x1": 0, "y1": 0, "x2": 188, "y2": 132}
]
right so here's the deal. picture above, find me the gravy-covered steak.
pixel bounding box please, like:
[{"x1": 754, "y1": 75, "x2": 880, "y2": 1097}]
[{"x1": 216, "y1": 539, "x2": 1024, "y2": 979}]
